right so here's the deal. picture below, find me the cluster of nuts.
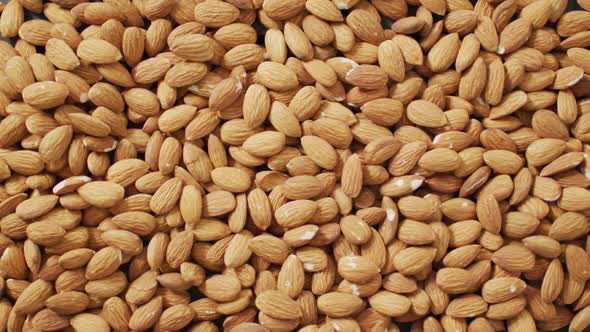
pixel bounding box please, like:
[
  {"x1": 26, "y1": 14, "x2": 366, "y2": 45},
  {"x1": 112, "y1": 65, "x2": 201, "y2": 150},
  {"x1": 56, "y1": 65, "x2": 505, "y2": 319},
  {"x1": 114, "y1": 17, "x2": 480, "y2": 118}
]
[{"x1": 0, "y1": 0, "x2": 589, "y2": 330}]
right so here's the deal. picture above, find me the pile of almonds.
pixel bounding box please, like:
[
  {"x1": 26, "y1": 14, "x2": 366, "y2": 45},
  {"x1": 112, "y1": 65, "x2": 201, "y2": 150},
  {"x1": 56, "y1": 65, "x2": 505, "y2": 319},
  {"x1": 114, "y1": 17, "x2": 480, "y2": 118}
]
[{"x1": 0, "y1": 0, "x2": 590, "y2": 330}]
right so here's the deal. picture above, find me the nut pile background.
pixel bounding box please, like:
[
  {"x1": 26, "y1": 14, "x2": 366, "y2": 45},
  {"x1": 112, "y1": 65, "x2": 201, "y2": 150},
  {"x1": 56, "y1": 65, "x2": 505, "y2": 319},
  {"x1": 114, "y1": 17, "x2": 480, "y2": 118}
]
[{"x1": 0, "y1": 0, "x2": 589, "y2": 330}]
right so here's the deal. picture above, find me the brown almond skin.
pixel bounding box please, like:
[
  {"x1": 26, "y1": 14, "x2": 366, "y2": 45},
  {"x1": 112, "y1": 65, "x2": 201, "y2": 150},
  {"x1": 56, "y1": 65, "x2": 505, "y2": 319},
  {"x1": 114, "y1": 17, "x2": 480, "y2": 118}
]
[{"x1": 4, "y1": 1, "x2": 590, "y2": 331}]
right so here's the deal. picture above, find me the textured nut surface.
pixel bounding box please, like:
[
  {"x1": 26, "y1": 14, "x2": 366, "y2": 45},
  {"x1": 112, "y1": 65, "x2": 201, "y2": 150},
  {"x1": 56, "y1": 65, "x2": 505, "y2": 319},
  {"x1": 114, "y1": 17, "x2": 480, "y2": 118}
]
[{"x1": 0, "y1": 0, "x2": 589, "y2": 331}]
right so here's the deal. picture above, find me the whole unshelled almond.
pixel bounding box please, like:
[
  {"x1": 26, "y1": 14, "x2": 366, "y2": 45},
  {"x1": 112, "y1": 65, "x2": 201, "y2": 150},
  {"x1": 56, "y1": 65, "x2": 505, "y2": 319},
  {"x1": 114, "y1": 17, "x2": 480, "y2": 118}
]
[
  {"x1": 194, "y1": 0, "x2": 240, "y2": 27},
  {"x1": 45, "y1": 291, "x2": 90, "y2": 315},
  {"x1": 256, "y1": 61, "x2": 299, "y2": 92},
  {"x1": 170, "y1": 34, "x2": 214, "y2": 62},
  {"x1": 248, "y1": 234, "x2": 289, "y2": 264},
  {"x1": 482, "y1": 277, "x2": 527, "y2": 303},
  {"x1": 45, "y1": 38, "x2": 80, "y2": 70},
  {"x1": 406, "y1": 100, "x2": 447, "y2": 128},
  {"x1": 492, "y1": 244, "x2": 535, "y2": 272},
  {"x1": 15, "y1": 194, "x2": 58, "y2": 220},
  {"x1": 255, "y1": 290, "x2": 302, "y2": 320},
  {"x1": 13, "y1": 279, "x2": 53, "y2": 314},
  {"x1": 76, "y1": 39, "x2": 122, "y2": 64},
  {"x1": 317, "y1": 292, "x2": 364, "y2": 317},
  {"x1": 22, "y1": 81, "x2": 69, "y2": 110},
  {"x1": 77, "y1": 181, "x2": 125, "y2": 208},
  {"x1": 210, "y1": 167, "x2": 252, "y2": 193},
  {"x1": 301, "y1": 135, "x2": 338, "y2": 170},
  {"x1": 70, "y1": 313, "x2": 110, "y2": 332},
  {"x1": 369, "y1": 291, "x2": 411, "y2": 317}
]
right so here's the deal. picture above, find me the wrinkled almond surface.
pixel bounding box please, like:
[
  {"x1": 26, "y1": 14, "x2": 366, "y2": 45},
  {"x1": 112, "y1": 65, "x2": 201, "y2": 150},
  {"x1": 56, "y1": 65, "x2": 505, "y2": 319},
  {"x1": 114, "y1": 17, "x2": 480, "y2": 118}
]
[{"x1": 0, "y1": 0, "x2": 589, "y2": 331}]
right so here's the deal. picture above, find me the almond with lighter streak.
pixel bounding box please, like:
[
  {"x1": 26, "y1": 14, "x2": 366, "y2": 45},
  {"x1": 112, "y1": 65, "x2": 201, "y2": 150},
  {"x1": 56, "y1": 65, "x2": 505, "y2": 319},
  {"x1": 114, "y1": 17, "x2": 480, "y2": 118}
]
[
  {"x1": 389, "y1": 141, "x2": 428, "y2": 176},
  {"x1": 256, "y1": 62, "x2": 299, "y2": 92},
  {"x1": 568, "y1": 48, "x2": 590, "y2": 74},
  {"x1": 76, "y1": 39, "x2": 122, "y2": 64},
  {"x1": 340, "y1": 215, "x2": 372, "y2": 245},
  {"x1": 553, "y1": 65, "x2": 585, "y2": 89},
  {"x1": 276, "y1": 254, "x2": 304, "y2": 298},
  {"x1": 13, "y1": 279, "x2": 53, "y2": 314},
  {"x1": 38, "y1": 124, "x2": 72, "y2": 161},
  {"x1": 132, "y1": 57, "x2": 171, "y2": 84},
  {"x1": 248, "y1": 235, "x2": 289, "y2": 264},
  {"x1": 459, "y1": 57, "x2": 487, "y2": 100},
  {"x1": 317, "y1": 292, "x2": 364, "y2": 317},
  {"x1": 419, "y1": 148, "x2": 460, "y2": 172},
  {"x1": 199, "y1": 274, "x2": 241, "y2": 302},
  {"x1": 26, "y1": 221, "x2": 65, "y2": 246},
  {"x1": 394, "y1": 247, "x2": 436, "y2": 276},
  {"x1": 102, "y1": 229, "x2": 143, "y2": 255},
  {"x1": 154, "y1": 304, "x2": 194, "y2": 331},
  {"x1": 446, "y1": 294, "x2": 488, "y2": 318},
  {"x1": 85, "y1": 246, "x2": 122, "y2": 280},
  {"x1": 111, "y1": 211, "x2": 157, "y2": 236},
  {"x1": 150, "y1": 177, "x2": 183, "y2": 215},
  {"x1": 483, "y1": 150, "x2": 523, "y2": 175},
  {"x1": 492, "y1": 244, "x2": 535, "y2": 272},
  {"x1": 283, "y1": 224, "x2": 319, "y2": 247},
  {"x1": 566, "y1": 244, "x2": 590, "y2": 281},
  {"x1": 15, "y1": 194, "x2": 58, "y2": 220},
  {"x1": 77, "y1": 181, "x2": 125, "y2": 208},
  {"x1": 498, "y1": 18, "x2": 533, "y2": 54},
  {"x1": 303, "y1": 59, "x2": 338, "y2": 87},
  {"x1": 45, "y1": 291, "x2": 90, "y2": 315},
  {"x1": 380, "y1": 175, "x2": 425, "y2": 198},
  {"x1": 255, "y1": 290, "x2": 302, "y2": 320},
  {"x1": 209, "y1": 77, "x2": 243, "y2": 113},
  {"x1": 540, "y1": 258, "x2": 564, "y2": 303},
  {"x1": 398, "y1": 219, "x2": 435, "y2": 245},
  {"x1": 393, "y1": 35, "x2": 424, "y2": 66},
  {"x1": 482, "y1": 277, "x2": 527, "y2": 304},
  {"x1": 369, "y1": 291, "x2": 411, "y2": 317},
  {"x1": 362, "y1": 136, "x2": 402, "y2": 165},
  {"x1": 341, "y1": 154, "x2": 363, "y2": 198},
  {"x1": 274, "y1": 200, "x2": 317, "y2": 228},
  {"x1": 427, "y1": 33, "x2": 461, "y2": 72},
  {"x1": 128, "y1": 296, "x2": 163, "y2": 331},
  {"x1": 345, "y1": 64, "x2": 388, "y2": 90},
  {"x1": 31, "y1": 309, "x2": 65, "y2": 330},
  {"x1": 476, "y1": 194, "x2": 502, "y2": 234},
  {"x1": 210, "y1": 167, "x2": 252, "y2": 193},
  {"x1": 242, "y1": 131, "x2": 286, "y2": 158},
  {"x1": 106, "y1": 158, "x2": 149, "y2": 187},
  {"x1": 170, "y1": 34, "x2": 214, "y2": 62},
  {"x1": 432, "y1": 131, "x2": 473, "y2": 151},
  {"x1": 158, "y1": 105, "x2": 197, "y2": 132},
  {"x1": 243, "y1": 84, "x2": 271, "y2": 128},
  {"x1": 22, "y1": 81, "x2": 69, "y2": 110},
  {"x1": 406, "y1": 100, "x2": 447, "y2": 128},
  {"x1": 269, "y1": 101, "x2": 302, "y2": 138},
  {"x1": 194, "y1": 0, "x2": 239, "y2": 27},
  {"x1": 398, "y1": 196, "x2": 435, "y2": 221},
  {"x1": 338, "y1": 255, "x2": 380, "y2": 283},
  {"x1": 525, "y1": 138, "x2": 566, "y2": 166},
  {"x1": 246, "y1": 189, "x2": 271, "y2": 229},
  {"x1": 361, "y1": 98, "x2": 404, "y2": 127},
  {"x1": 549, "y1": 212, "x2": 589, "y2": 241},
  {"x1": 45, "y1": 38, "x2": 79, "y2": 70},
  {"x1": 378, "y1": 40, "x2": 405, "y2": 82},
  {"x1": 58, "y1": 249, "x2": 94, "y2": 270},
  {"x1": 301, "y1": 135, "x2": 338, "y2": 170}
]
